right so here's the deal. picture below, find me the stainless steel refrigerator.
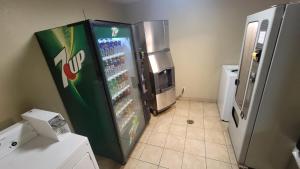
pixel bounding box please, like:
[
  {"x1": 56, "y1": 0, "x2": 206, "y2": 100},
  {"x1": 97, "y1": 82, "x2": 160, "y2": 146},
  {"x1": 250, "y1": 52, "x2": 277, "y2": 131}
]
[
  {"x1": 132, "y1": 20, "x2": 176, "y2": 115},
  {"x1": 229, "y1": 3, "x2": 300, "y2": 169}
]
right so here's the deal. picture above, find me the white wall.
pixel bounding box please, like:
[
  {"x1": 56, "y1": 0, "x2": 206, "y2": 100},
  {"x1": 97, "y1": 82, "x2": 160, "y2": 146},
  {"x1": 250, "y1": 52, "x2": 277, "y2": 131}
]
[
  {"x1": 122, "y1": 0, "x2": 292, "y2": 101},
  {"x1": 0, "y1": 0, "x2": 125, "y2": 129},
  {"x1": 0, "y1": 0, "x2": 295, "y2": 129}
]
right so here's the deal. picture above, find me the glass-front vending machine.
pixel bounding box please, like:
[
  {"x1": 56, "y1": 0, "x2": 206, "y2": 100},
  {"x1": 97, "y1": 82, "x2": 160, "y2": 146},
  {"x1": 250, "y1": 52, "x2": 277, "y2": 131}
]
[{"x1": 36, "y1": 20, "x2": 148, "y2": 164}]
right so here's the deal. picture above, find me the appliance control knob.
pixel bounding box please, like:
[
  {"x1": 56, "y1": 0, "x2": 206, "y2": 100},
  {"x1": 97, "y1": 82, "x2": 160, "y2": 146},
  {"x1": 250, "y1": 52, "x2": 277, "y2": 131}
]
[
  {"x1": 249, "y1": 72, "x2": 256, "y2": 83},
  {"x1": 240, "y1": 112, "x2": 244, "y2": 119},
  {"x1": 11, "y1": 141, "x2": 18, "y2": 147}
]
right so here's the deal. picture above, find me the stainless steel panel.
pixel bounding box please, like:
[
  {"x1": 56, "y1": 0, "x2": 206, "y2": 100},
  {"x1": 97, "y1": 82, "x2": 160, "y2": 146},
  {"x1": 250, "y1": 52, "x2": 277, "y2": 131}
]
[
  {"x1": 148, "y1": 51, "x2": 174, "y2": 73},
  {"x1": 235, "y1": 22, "x2": 259, "y2": 109},
  {"x1": 132, "y1": 23, "x2": 146, "y2": 52},
  {"x1": 245, "y1": 3, "x2": 300, "y2": 169},
  {"x1": 229, "y1": 5, "x2": 285, "y2": 166},
  {"x1": 144, "y1": 20, "x2": 169, "y2": 53},
  {"x1": 155, "y1": 87, "x2": 176, "y2": 111}
]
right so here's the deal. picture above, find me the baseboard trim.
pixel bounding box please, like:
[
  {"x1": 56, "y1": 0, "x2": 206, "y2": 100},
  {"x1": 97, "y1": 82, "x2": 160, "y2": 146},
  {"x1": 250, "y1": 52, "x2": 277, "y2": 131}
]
[{"x1": 178, "y1": 97, "x2": 216, "y2": 103}]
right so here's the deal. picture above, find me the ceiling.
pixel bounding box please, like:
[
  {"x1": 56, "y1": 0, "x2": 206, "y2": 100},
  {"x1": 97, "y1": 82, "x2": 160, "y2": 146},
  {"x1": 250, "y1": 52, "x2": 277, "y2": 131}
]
[{"x1": 106, "y1": 0, "x2": 142, "y2": 4}]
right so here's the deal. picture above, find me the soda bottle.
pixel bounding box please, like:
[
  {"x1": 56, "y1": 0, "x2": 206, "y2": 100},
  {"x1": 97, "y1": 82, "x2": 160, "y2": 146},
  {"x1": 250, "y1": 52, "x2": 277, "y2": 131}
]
[
  {"x1": 120, "y1": 76, "x2": 123, "y2": 89},
  {"x1": 119, "y1": 56, "x2": 124, "y2": 70},
  {"x1": 124, "y1": 72, "x2": 128, "y2": 81},
  {"x1": 118, "y1": 41, "x2": 122, "y2": 53},
  {"x1": 112, "y1": 97, "x2": 116, "y2": 105},
  {"x1": 110, "y1": 41, "x2": 114, "y2": 55},
  {"x1": 99, "y1": 42, "x2": 103, "y2": 56},
  {"x1": 113, "y1": 58, "x2": 118, "y2": 75},
  {"x1": 105, "y1": 41, "x2": 109, "y2": 56},
  {"x1": 119, "y1": 74, "x2": 123, "y2": 88},
  {"x1": 116, "y1": 76, "x2": 120, "y2": 90},
  {"x1": 111, "y1": 41, "x2": 114, "y2": 55},
  {"x1": 104, "y1": 60, "x2": 109, "y2": 77},
  {"x1": 110, "y1": 79, "x2": 114, "y2": 95},
  {"x1": 123, "y1": 74, "x2": 127, "y2": 88},
  {"x1": 108, "y1": 81, "x2": 114, "y2": 94},
  {"x1": 110, "y1": 58, "x2": 115, "y2": 75},
  {"x1": 120, "y1": 75, "x2": 124, "y2": 89},
  {"x1": 112, "y1": 59, "x2": 116, "y2": 77},
  {"x1": 122, "y1": 74, "x2": 126, "y2": 88},
  {"x1": 106, "y1": 40, "x2": 110, "y2": 56},
  {"x1": 115, "y1": 57, "x2": 120, "y2": 72},
  {"x1": 115, "y1": 95, "x2": 120, "y2": 111},
  {"x1": 102, "y1": 40, "x2": 107, "y2": 57},
  {"x1": 113, "y1": 78, "x2": 118, "y2": 94},
  {"x1": 118, "y1": 58, "x2": 121, "y2": 72},
  {"x1": 106, "y1": 59, "x2": 111, "y2": 77},
  {"x1": 113, "y1": 41, "x2": 117, "y2": 54}
]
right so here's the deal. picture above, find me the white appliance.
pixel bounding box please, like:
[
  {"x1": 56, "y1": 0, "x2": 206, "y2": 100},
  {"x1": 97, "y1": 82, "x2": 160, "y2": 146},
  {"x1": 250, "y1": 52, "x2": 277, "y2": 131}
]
[
  {"x1": 229, "y1": 3, "x2": 300, "y2": 169},
  {"x1": 217, "y1": 65, "x2": 238, "y2": 121},
  {"x1": 0, "y1": 109, "x2": 100, "y2": 169}
]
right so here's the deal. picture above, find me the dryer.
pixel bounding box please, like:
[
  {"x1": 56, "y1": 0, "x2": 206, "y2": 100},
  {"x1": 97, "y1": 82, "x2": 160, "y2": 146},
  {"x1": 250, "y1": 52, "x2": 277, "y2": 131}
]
[{"x1": 0, "y1": 109, "x2": 100, "y2": 169}]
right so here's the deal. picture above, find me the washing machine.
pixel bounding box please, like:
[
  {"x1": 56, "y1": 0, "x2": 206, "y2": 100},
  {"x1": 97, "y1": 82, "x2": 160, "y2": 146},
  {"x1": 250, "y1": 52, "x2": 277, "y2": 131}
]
[
  {"x1": 217, "y1": 65, "x2": 239, "y2": 121},
  {"x1": 0, "y1": 109, "x2": 100, "y2": 169}
]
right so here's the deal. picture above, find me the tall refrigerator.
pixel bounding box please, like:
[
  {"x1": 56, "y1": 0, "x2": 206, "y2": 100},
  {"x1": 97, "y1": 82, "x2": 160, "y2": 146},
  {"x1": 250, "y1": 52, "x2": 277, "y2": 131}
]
[
  {"x1": 35, "y1": 20, "x2": 148, "y2": 164},
  {"x1": 229, "y1": 3, "x2": 300, "y2": 169}
]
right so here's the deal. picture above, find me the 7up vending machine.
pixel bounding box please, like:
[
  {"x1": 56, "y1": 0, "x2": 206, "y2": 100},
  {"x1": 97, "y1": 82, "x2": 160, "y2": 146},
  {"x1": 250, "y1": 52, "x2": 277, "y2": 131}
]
[{"x1": 35, "y1": 20, "x2": 147, "y2": 164}]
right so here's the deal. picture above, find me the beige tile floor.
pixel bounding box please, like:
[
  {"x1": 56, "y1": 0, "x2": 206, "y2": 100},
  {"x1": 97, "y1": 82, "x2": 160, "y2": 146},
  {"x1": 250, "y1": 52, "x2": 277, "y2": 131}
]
[{"x1": 97, "y1": 100, "x2": 238, "y2": 169}]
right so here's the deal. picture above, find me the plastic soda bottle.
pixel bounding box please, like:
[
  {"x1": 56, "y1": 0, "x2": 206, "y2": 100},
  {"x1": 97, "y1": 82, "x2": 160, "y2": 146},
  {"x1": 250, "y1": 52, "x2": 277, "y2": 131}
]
[
  {"x1": 113, "y1": 41, "x2": 117, "y2": 54},
  {"x1": 118, "y1": 41, "x2": 122, "y2": 53},
  {"x1": 105, "y1": 41, "x2": 110, "y2": 56}
]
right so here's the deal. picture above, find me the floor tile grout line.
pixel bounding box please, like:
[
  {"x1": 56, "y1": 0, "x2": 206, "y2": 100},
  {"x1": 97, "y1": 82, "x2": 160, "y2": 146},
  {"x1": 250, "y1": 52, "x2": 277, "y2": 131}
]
[
  {"x1": 205, "y1": 156, "x2": 234, "y2": 165},
  {"x1": 138, "y1": 113, "x2": 167, "y2": 167},
  {"x1": 157, "y1": 107, "x2": 176, "y2": 168},
  {"x1": 136, "y1": 159, "x2": 160, "y2": 168},
  {"x1": 221, "y1": 121, "x2": 234, "y2": 168},
  {"x1": 204, "y1": 102, "x2": 235, "y2": 169},
  {"x1": 176, "y1": 102, "x2": 185, "y2": 169},
  {"x1": 202, "y1": 102, "x2": 208, "y2": 169},
  {"x1": 180, "y1": 100, "x2": 190, "y2": 169}
]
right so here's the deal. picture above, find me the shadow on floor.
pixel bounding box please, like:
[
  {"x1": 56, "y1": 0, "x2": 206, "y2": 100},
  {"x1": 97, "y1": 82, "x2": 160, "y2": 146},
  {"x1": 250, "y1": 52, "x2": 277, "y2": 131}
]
[{"x1": 96, "y1": 155, "x2": 123, "y2": 169}]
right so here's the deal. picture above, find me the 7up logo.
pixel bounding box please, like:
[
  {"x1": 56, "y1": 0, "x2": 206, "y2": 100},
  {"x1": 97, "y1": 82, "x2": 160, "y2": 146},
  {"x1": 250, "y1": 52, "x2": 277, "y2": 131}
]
[{"x1": 54, "y1": 48, "x2": 85, "y2": 88}]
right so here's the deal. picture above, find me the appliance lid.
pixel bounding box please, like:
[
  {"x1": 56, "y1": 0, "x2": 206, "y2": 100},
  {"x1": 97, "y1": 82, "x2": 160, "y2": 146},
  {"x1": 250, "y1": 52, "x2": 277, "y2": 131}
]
[
  {"x1": 0, "y1": 133, "x2": 86, "y2": 169},
  {"x1": 148, "y1": 50, "x2": 174, "y2": 73}
]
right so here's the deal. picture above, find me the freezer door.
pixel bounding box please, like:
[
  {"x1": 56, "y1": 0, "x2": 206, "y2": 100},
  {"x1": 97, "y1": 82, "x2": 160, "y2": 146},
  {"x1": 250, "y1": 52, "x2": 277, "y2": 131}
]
[{"x1": 90, "y1": 21, "x2": 146, "y2": 159}]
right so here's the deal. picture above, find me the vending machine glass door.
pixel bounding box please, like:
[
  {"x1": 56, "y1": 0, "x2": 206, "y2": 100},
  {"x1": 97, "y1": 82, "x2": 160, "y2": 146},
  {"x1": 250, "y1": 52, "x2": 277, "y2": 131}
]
[
  {"x1": 91, "y1": 22, "x2": 145, "y2": 157},
  {"x1": 235, "y1": 22, "x2": 259, "y2": 109}
]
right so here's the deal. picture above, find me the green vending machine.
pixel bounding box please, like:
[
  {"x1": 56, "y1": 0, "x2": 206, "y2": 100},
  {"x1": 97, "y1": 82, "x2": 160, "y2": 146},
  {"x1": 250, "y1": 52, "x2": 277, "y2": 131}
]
[{"x1": 35, "y1": 20, "x2": 148, "y2": 164}]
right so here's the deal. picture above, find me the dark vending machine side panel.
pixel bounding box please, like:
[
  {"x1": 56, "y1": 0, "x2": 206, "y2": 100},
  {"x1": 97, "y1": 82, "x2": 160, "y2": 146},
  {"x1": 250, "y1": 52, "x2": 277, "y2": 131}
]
[{"x1": 131, "y1": 24, "x2": 152, "y2": 123}]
